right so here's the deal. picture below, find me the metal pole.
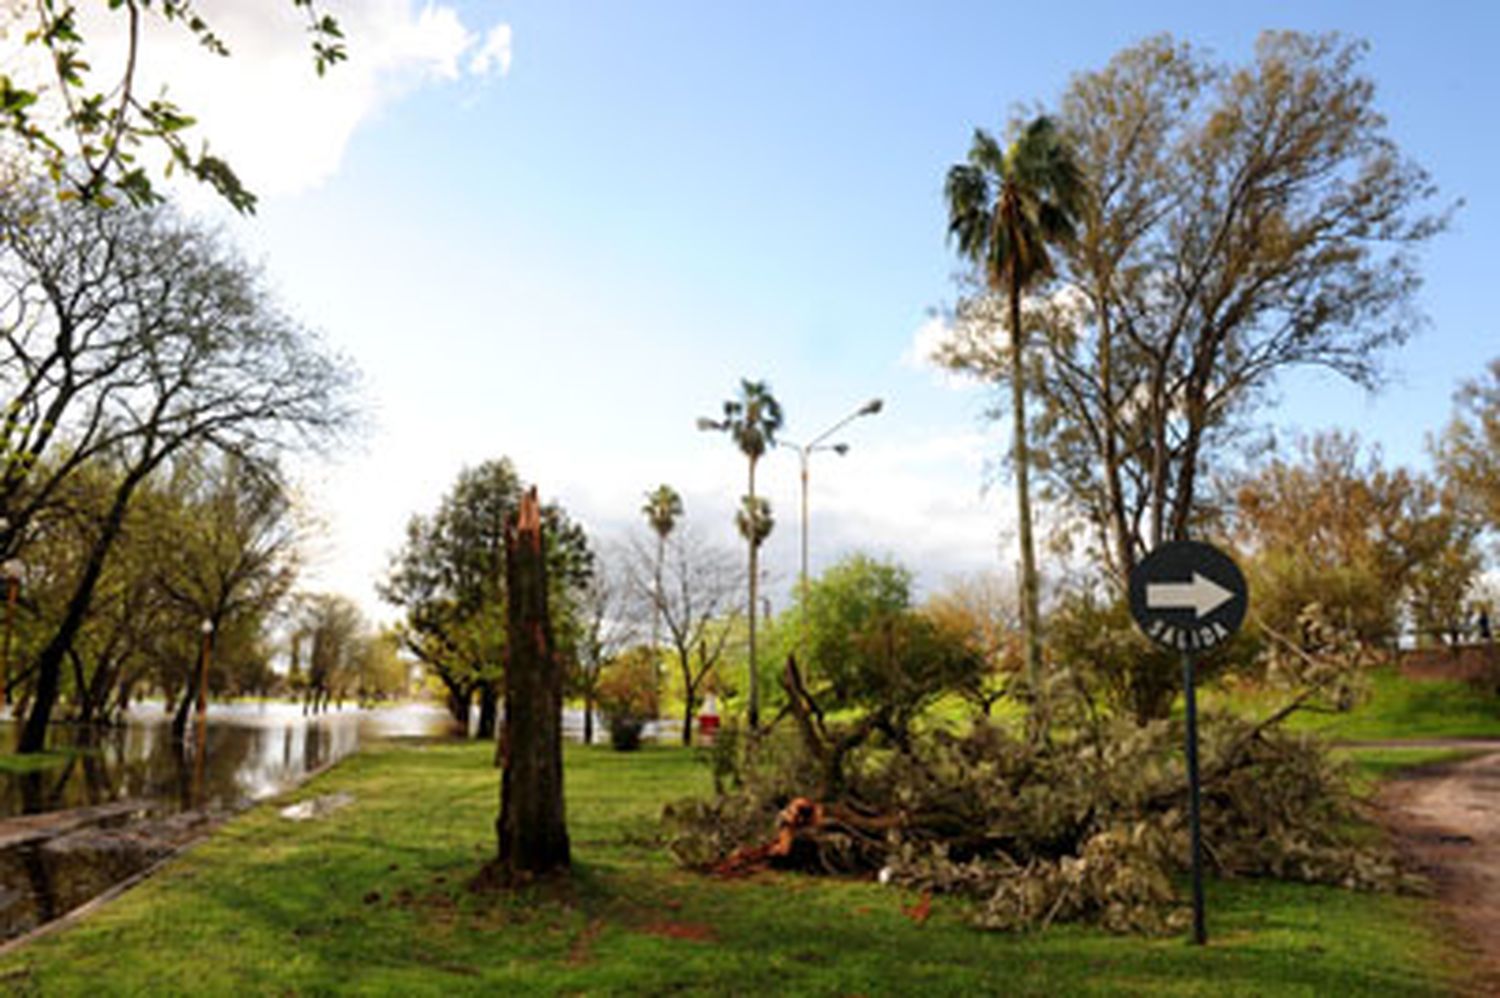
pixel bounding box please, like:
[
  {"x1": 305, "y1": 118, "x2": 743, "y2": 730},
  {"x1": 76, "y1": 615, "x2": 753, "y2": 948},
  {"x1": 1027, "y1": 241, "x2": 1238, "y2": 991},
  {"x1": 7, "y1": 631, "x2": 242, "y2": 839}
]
[
  {"x1": 799, "y1": 448, "x2": 810, "y2": 654},
  {"x1": 196, "y1": 628, "x2": 212, "y2": 733},
  {"x1": 1183, "y1": 651, "x2": 1207, "y2": 945}
]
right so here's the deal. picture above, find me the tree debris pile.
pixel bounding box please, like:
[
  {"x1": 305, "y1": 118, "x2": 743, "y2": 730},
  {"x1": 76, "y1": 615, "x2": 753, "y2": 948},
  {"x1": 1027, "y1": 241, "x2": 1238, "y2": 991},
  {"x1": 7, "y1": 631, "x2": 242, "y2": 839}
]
[{"x1": 665, "y1": 659, "x2": 1413, "y2": 934}]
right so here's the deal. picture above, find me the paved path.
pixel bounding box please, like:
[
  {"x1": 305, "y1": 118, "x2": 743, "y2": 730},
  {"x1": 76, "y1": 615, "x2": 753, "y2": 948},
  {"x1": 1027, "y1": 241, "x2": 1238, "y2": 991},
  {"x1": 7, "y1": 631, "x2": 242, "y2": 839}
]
[{"x1": 1380, "y1": 748, "x2": 1500, "y2": 995}]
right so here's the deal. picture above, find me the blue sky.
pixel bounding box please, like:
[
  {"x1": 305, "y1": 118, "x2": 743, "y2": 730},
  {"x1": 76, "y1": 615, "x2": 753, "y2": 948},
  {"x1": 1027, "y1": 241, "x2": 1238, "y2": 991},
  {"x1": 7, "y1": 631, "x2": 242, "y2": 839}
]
[{"x1": 119, "y1": 1, "x2": 1499, "y2": 618}]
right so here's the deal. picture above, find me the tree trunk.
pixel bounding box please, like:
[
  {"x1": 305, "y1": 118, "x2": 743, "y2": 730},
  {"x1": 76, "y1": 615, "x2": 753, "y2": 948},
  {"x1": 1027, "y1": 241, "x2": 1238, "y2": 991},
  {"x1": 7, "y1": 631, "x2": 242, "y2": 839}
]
[
  {"x1": 18, "y1": 470, "x2": 145, "y2": 753},
  {"x1": 681, "y1": 694, "x2": 695, "y2": 747},
  {"x1": 171, "y1": 675, "x2": 194, "y2": 741},
  {"x1": 582, "y1": 692, "x2": 594, "y2": 746},
  {"x1": 653, "y1": 534, "x2": 664, "y2": 651},
  {"x1": 446, "y1": 683, "x2": 471, "y2": 732},
  {"x1": 1008, "y1": 277, "x2": 1045, "y2": 739},
  {"x1": 477, "y1": 680, "x2": 497, "y2": 740},
  {"x1": 494, "y1": 487, "x2": 570, "y2": 879},
  {"x1": 747, "y1": 458, "x2": 760, "y2": 731}
]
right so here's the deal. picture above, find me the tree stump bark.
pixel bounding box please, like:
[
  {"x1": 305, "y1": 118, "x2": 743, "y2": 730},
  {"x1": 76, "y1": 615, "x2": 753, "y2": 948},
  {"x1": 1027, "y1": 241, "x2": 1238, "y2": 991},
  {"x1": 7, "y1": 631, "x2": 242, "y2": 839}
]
[{"x1": 494, "y1": 487, "x2": 570, "y2": 879}]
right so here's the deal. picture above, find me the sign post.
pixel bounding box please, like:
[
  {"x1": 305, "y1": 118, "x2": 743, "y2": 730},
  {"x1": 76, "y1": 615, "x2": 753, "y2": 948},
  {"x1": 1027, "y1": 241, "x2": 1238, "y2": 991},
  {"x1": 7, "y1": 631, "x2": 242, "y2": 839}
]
[{"x1": 1128, "y1": 540, "x2": 1248, "y2": 947}]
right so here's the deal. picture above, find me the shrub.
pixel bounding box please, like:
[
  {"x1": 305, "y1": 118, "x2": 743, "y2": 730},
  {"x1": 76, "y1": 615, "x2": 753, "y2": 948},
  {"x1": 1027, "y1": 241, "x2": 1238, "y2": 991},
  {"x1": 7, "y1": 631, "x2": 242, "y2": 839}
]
[{"x1": 597, "y1": 645, "x2": 660, "y2": 752}]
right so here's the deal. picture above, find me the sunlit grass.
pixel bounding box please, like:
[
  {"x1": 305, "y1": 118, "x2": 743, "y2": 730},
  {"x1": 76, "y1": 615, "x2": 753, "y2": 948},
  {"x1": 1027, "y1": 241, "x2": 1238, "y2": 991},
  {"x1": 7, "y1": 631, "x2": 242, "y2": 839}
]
[
  {"x1": 0, "y1": 738, "x2": 1469, "y2": 995},
  {"x1": 1334, "y1": 745, "x2": 1487, "y2": 798},
  {"x1": 1207, "y1": 666, "x2": 1500, "y2": 741}
]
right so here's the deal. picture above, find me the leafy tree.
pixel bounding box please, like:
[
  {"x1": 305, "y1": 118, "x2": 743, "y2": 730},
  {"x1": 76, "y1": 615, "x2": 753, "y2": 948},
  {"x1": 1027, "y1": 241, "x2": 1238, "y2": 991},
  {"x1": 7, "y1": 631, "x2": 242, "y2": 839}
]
[
  {"x1": 945, "y1": 115, "x2": 1084, "y2": 736},
  {"x1": 939, "y1": 33, "x2": 1446, "y2": 594},
  {"x1": 148, "y1": 452, "x2": 298, "y2": 735},
  {"x1": 1232, "y1": 432, "x2": 1479, "y2": 651},
  {"x1": 701, "y1": 378, "x2": 783, "y2": 730},
  {"x1": 381, "y1": 459, "x2": 519, "y2": 733},
  {"x1": 2, "y1": 0, "x2": 344, "y2": 211},
  {"x1": 782, "y1": 553, "x2": 983, "y2": 795},
  {"x1": 641, "y1": 484, "x2": 683, "y2": 651},
  {"x1": 923, "y1": 571, "x2": 1023, "y2": 717},
  {"x1": 0, "y1": 188, "x2": 353, "y2": 752},
  {"x1": 596, "y1": 645, "x2": 661, "y2": 751},
  {"x1": 2, "y1": 447, "x2": 300, "y2": 728},
  {"x1": 380, "y1": 459, "x2": 592, "y2": 736},
  {"x1": 293, "y1": 593, "x2": 365, "y2": 713},
  {"x1": 359, "y1": 628, "x2": 412, "y2": 704},
  {"x1": 1435, "y1": 357, "x2": 1500, "y2": 537}
]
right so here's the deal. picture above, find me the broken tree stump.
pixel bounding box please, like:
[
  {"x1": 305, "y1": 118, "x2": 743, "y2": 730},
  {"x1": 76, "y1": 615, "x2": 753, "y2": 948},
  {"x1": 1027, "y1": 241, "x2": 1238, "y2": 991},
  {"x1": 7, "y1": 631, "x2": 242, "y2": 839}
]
[{"x1": 494, "y1": 486, "x2": 571, "y2": 880}]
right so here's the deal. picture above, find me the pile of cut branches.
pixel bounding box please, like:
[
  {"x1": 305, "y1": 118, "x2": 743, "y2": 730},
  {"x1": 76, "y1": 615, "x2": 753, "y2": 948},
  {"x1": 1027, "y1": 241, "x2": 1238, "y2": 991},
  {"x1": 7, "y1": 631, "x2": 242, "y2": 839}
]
[{"x1": 664, "y1": 653, "x2": 1413, "y2": 934}]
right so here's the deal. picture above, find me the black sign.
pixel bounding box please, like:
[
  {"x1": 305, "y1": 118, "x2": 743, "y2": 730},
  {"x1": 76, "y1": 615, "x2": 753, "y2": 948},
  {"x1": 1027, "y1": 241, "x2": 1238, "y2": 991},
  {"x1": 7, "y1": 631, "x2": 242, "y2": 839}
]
[{"x1": 1128, "y1": 540, "x2": 1247, "y2": 653}]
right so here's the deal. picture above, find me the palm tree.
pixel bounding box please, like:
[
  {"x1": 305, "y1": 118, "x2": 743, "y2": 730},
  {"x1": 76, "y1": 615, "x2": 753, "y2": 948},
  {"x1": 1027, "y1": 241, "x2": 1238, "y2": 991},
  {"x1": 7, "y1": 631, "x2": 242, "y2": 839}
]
[
  {"x1": 699, "y1": 379, "x2": 783, "y2": 730},
  {"x1": 641, "y1": 484, "x2": 683, "y2": 650},
  {"x1": 735, "y1": 495, "x2": 774, "y2": 551},
  {"x1": 945, "y1": 115, "x2": 1084, "y2": 736}
]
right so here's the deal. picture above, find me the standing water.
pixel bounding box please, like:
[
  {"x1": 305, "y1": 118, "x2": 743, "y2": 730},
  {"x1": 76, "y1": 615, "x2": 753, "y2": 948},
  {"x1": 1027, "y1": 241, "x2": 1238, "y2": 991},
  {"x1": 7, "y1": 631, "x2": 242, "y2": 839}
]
[{"x1": 0, "y1": 701, "x2": 456, "y2": 944}]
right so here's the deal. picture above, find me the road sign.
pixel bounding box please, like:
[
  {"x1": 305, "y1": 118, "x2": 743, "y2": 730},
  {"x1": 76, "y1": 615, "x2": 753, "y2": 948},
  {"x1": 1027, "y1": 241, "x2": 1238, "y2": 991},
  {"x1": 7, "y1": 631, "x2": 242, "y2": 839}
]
[
  {"x1": 1128, "y1": 540, "x2": 1247, "y2": 653},
  {"x1": 1127, "y1": 539, "x2": 1247, "y2": 948}
]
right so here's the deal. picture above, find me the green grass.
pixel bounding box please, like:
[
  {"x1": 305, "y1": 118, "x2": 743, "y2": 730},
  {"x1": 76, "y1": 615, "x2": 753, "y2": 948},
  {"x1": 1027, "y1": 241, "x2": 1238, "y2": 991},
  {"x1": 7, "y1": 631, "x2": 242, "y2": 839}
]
[
  {"x1": 0, "y1": 738, "x2": 1469, "y2": 996},
  {"x1": 0, "y1": 749, "x2": 92, "y2": 774},
  {"x1": 1334, "y1": 746, "x2": 1487, "y2": 798},
  {"x1": 1210, "y1": 667, "x2": 1500, "y2": 741}
]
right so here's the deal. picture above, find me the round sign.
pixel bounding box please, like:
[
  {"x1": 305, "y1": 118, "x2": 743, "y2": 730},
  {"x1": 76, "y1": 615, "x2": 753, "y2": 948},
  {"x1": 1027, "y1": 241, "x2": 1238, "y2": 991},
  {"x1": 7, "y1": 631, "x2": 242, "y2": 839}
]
[{"x1": 1128, "y1": 540, "x2": 1247, "y2": 653}]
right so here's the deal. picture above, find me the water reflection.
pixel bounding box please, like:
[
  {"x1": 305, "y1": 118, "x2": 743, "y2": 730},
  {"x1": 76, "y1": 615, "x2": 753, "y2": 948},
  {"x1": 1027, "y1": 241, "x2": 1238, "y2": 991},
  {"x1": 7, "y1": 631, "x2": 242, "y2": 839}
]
[{"x1": 0, "y1": 702, "x2": 456, "y2": 819}]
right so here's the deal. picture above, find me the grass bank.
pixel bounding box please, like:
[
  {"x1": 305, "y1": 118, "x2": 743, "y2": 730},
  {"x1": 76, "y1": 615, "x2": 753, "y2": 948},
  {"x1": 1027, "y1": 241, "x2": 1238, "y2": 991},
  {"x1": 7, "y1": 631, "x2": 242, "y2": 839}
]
[
  {"x1": 1334, "y1": 745, "x2": 1489, "y2": 799},
  {"x1": 0, "y1": 740, "x2": 1467, "y2": 996},
  {"x1": 1211, "y1": 667, "x2": 1500, "y2": 741}
]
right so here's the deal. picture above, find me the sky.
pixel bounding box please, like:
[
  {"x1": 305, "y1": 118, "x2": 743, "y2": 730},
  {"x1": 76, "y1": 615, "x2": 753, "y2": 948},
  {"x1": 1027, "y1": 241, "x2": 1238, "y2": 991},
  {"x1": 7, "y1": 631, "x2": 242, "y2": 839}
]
[{"x1": 24, "y1": 1, "x2": 1497, "y2": 621}]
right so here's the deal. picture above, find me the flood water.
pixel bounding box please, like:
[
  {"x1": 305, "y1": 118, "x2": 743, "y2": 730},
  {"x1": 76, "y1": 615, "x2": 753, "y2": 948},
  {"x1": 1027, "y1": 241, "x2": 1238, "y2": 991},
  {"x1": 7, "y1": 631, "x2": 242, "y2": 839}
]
[
  {"x1": 0, "y1": 701, "x2": 458, "y2": 944},
  {"x1": 0, "y1": 701, "x2": 458, "y2": 819}
]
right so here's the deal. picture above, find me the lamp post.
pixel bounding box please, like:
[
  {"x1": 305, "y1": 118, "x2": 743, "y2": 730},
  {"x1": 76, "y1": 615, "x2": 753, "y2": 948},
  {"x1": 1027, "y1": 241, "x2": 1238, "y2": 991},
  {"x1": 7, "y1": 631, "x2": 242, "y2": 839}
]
[
  {"x1": 785, "y1": 398, "x2": 883, "y2": 650},
  {"x1": 196, "y1": 618, "x2": 214, "y2": 736}
]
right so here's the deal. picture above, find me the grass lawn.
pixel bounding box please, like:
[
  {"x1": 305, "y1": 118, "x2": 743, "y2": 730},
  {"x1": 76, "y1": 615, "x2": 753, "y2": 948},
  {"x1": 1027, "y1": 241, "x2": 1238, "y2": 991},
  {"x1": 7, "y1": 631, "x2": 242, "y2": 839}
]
[
  {"x1": 0, "y1": 739, "x2": 1468, "y2": 996},
  {"x1": 1209, "y1": 667, "x2": 1500, "y2": 741}
]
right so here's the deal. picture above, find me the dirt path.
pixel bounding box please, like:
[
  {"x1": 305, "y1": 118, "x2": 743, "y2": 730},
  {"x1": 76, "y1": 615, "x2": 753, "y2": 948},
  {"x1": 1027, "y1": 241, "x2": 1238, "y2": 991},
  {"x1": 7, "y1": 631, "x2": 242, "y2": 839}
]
[{"x1": 1380, "y1": 747, "x2": 1500, "y2": 995}]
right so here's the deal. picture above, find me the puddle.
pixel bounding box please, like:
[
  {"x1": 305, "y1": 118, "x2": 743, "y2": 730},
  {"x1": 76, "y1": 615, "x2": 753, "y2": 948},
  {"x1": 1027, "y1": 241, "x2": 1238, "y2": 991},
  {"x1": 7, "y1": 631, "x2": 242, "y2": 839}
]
[{"x1": 279, "y1": 793, "x2": 355, "y2": 822}]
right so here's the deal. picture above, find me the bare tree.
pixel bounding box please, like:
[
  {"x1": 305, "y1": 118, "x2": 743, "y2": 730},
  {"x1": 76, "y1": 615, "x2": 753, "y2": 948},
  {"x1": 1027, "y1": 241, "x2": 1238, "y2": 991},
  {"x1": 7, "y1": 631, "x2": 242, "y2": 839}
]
[
  {"x1": 0, "y1": 189, "x2": 354, "y2": 752},
  {"x1": 627, "y1": 527, "x2": 742, "y2": 746},
  {"x1": 571, "y1": 546, "x2": 636, "y2": 746}
]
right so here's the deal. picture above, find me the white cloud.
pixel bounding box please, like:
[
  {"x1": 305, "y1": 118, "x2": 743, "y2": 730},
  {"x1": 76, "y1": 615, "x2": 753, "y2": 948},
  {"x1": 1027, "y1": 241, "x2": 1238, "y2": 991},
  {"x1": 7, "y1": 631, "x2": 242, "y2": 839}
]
[
  {"x1": 469, "y1": 24, "x2": 514, "y2": 78},
  {"x1": 902, "y1": 314, "x2": 983, "y2": 390},
  {"x1": 30, "y1": 2, "x2": 515, "y2": 198}
]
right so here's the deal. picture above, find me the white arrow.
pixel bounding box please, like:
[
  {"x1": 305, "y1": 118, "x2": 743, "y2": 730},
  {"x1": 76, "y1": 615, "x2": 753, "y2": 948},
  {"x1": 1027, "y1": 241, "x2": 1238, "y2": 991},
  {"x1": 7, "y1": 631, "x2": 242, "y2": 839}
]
[{"x1": 1146, "y1": 573, "x2": 1234, "y2": 619}]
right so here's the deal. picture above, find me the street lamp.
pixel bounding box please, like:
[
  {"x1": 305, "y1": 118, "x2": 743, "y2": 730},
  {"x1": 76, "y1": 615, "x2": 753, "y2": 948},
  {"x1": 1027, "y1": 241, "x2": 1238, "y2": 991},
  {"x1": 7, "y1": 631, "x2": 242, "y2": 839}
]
[
  {"x1": 784, "y1": 398, "x2": 884, "y2": 649},
  {"x1": 196, "y1": 618, "x2": 214, "y2": 734}
]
